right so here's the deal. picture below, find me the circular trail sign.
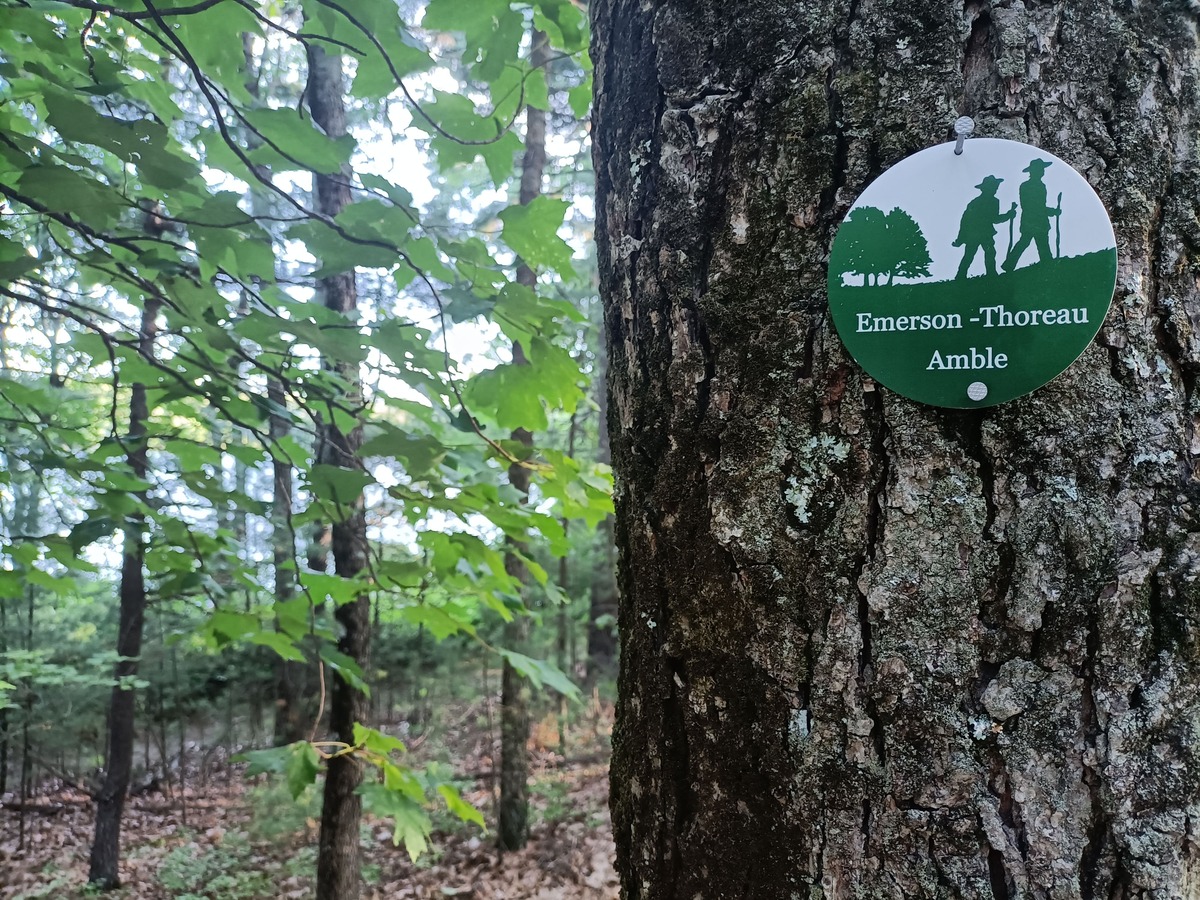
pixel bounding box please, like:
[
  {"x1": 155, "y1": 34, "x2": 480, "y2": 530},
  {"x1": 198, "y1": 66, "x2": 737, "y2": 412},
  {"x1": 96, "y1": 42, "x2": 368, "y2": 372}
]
[{"x1": 827, "y1": 138, "x2": 1117, "y2": 409}]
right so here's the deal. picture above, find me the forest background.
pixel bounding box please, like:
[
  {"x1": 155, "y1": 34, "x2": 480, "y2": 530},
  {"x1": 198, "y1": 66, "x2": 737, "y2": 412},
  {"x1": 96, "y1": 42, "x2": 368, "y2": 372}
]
[{"x1": 0, "y1": 0, "x2": 619, "y2": 895}]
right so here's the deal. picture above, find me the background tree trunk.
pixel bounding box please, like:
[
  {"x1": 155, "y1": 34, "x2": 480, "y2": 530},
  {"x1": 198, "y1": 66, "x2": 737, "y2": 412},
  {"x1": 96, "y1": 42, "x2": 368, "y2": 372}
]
[
  {"x1": 593, "y1": 2, "x2": 1200, "y2": 897},
  {"x1": 270, "y1": 372, "x2": 306, "y2": 747},
  {"x1": 497, "y1": 27, "x2": 550, "y2": 854},
  {"x1": 306, "y1": 43, "x2": 370, "y2": 900},
  {"x1": 586, "y1": 337, "x2": 618, "y2": 683},
  {"x1": 89, "y1": 297, "x2": 159, "y2": 889},
  {"x1": 0, "y1": 591, "x2": 7, "y2": 798}
]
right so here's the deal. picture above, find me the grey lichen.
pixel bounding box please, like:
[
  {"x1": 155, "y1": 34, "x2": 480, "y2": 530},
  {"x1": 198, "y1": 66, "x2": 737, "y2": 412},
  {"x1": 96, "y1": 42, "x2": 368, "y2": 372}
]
[{"x1": 785, "y1": 434, "x2": 851, "y2": 526}]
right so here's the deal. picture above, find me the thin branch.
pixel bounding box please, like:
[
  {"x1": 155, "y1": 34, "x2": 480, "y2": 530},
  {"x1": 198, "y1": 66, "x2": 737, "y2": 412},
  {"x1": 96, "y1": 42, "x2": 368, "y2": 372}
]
[
  {"x1": 231, "y1": 0, "x2": 365, "y2": 58},
  {"x1": 44, "y1": 0, "x2": 225, "y2": 21},
  {"x1": 311, "y1": 0, "x2": 526, "y2": 147}
]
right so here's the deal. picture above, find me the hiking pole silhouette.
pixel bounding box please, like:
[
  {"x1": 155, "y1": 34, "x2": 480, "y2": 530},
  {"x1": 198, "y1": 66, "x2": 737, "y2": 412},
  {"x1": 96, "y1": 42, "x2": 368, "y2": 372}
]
[
  {"x1": 1006, "y1": 202, "x2": 1016, "y2": 259},
  {"x1": 1054, "y1": 191, "x2": 1063, "y2": 258}
]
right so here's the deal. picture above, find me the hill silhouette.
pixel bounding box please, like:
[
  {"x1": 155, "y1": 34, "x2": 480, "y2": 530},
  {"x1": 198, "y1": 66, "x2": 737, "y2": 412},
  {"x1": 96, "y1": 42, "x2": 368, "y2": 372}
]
[{"x1": 830, "y1": 249, "x2": 1117, "y2": 408}]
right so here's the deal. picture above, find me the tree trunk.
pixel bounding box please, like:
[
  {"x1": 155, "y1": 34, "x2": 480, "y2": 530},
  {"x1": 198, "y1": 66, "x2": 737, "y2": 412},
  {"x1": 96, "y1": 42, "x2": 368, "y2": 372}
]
[
  {"x1": 593, "y1": 2, "x2": 1200, "y2": 898},
  {"x1": 238, "y1": 34, "x2": 309, "y2": 749},
  {"x1": 497, "y1": 28, "x2": 550, "y2": 854},
  {"x1": 271, "y1": 374, "x2": 306, "y2": 746},
  {"x1": 307, "y1": 42, "x2": 370, "y2": 900},
  {"x1": 0, "y1": 590, "x2": 7, "y2": 797},
  {"x1": 18, "y1": 584, "x2": 32, "y2": 851},
  {"x1": 498, "y1": 534, "x2": 532, "y2": 852},
  {"x1": 89, "y1": 297, "x2": 159, "y2": 889}
]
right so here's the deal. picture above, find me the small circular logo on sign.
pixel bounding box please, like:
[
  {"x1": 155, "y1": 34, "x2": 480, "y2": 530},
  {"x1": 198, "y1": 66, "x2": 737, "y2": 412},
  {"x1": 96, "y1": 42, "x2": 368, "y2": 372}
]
[{"x1": 827, "y1": 138, "x2": 1117, "y2": 408}]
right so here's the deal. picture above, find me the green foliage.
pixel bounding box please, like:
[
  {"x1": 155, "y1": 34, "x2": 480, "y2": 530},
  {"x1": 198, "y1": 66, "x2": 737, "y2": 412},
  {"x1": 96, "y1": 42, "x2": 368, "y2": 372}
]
[
  {"x1": 501, "y1": 649, "x2": 578, "y2": 699},
  {"x1": 499, "y1": 196, "x2": 577, "y2": 276},
  {"x1": 9, "y1": 865, "x2": 74, "y2": 900},
  {"x1": 238, "y1": 723, "x2": 486, "y2": 861},
  {"x1": 0, "y1": 0, "x2": 604, "y2": 690},
  {"x1": 157, "y1": 836, "x2": 317, "y2": 900},
  {"x1": 243, "y1": 781, "x2": 323, "y2": 844},
  {"x1": 242, "y1": 742, "x2": 322, "y2": 800},
  {"x1": 0, "y1": 0, "x2": 610, "y2": 878},
  {"x1": 530, "y1": 776, "x2": 571, "y2": 825}
]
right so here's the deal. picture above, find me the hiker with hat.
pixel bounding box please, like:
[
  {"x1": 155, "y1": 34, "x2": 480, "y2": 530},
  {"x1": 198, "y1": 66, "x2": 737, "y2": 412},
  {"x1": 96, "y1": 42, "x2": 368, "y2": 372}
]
[
  {"x1": 1002, "y1": 157, "x2": 1062, "y2": 272},
  {"x1": 953, "y1": 174, "x2": 1016, "y2": 280}
]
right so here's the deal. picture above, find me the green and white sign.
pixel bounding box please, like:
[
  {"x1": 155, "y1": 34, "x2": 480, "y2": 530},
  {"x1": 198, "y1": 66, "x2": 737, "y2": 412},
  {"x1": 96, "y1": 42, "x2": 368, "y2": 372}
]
[{"x1": 827, "y1": 138, "x2": 1117, "y2": 408}]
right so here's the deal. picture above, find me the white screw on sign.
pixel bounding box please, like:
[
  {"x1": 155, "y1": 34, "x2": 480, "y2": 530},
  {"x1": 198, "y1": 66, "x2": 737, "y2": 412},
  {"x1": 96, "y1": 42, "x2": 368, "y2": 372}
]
[{"x1": 967, "y1": 381, "x2": 988, "y2": 402}]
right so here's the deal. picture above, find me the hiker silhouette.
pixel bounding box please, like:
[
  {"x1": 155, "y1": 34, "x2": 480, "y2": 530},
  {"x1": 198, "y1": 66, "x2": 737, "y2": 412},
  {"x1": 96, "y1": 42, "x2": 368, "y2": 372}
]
[
  {"x1": 953, "y1": 174, "x2": 1016, "y2": 280},
  {"x1": 1003, "y1": 158, "x2": 1062, "y2": 272}
]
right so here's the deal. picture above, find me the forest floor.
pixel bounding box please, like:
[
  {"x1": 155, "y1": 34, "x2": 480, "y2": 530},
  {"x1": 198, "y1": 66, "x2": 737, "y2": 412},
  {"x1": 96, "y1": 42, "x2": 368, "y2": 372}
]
[{"x1": 0, "y1": 703, "x2": 617, "y2": 899}]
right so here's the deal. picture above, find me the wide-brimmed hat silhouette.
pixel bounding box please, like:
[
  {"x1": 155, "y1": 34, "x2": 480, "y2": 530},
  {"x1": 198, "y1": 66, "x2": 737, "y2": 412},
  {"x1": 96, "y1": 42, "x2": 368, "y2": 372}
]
[
  {"x1": 975, "y1": 175, "x2": 1003, "y2": 191},
  {"x1": 1023, "y1": 158, "x2": 1052, "y2": 173}
]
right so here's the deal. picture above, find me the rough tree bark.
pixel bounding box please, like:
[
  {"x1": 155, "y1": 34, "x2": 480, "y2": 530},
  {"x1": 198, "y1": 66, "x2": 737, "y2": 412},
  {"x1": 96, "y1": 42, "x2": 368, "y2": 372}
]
[
  {"x1": 593, "y1": 2, "x2": 1200, "y2": 898},
  {"x1": 307, "y1": 43, "x2": 371, "y2": 900},
  {"x1": 89, "y1": 297, "x2": 159, "y2": 889},
  {"x1": 498, "y1": 27, "x2": 550, "y2": 853}
]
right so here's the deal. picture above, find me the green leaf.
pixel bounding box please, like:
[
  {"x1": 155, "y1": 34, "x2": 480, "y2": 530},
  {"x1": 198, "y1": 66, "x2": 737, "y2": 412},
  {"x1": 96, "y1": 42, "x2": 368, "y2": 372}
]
[
  {"x1": 422, "y1": 0, "x2": 510, "y2": 52},
  {"x1": 437, "y1": 784, "x2": 486, "y2": 829},
  {"x1": 173, "y1": 1, "x2": 263, "y2": 103},
  {"x1": 24, "y1": 568, "x2": 76, "y2": 594},
  {"x1": 498, "y1": 196, "x2": 575, "y2": 276},
  {"x1": 492, "y1": 281, "x2": 582, "y2": 347},
  {"x1": 568, "y1": 72, "x2": 593, "y2": 119},
  {"x1": 14, "y1": 164, "x2": 121, "y2": 228},
  {"x1": 68, "y1": 515, "x2": 117, "y2": 552},
  {"x1": 301, "y1": 573, "x2": 363, "y2": 607},
  {"x1": 474, "y1": 8, "x2": 524, "y2": 85},
  {"x1": 399, "y1": 604, "x2": 475, "y2": 641},
  {"x1": 308, "y1": 464, "x2": 374, "y2": 505},
  {"x1": 240, "y1": 744, "x2": 291, "y2": 777},
  {"x1": 373, "y1": 559, "x2": 425, "y2": 589},
  {"x1": 0, "y1": 571, "x2": 23, "y2": 601},
  {"x1": 359, "y1": 782, "x2": 431, "y2": 860},
  {"x1": 209, "y1": 609, "x2": 260, "y2": 644},
  {"x1": 462, "y1": 363, "x2": 547, "y2": 431},
  {"x1": 319, "y1": 645, "x2": 368, "y2": 692},
  {"x1": 500, "y1": 649, "x2": 579, "y2": 700},
  {"x1": 240, "y1": 742, "x2": 320, "y2": 799},
  {"x1": 244, "y1": 108, "x2": 355, "y2": 175},
  {"x1": 421, "y1": 90, "x2": 504, "y2": 143},
  {"x1": 336, "y1": 198, "x2": 416, "y2": 244},
  {"x1": 359, "y1": 425, "x2": 447, "y2": 476},
  {"x1": 351, "y1": 27, "x2": 433, "y2": 100},
  {"x1": 430, "y1": 129, "x2": 521, "y2": 187},
  {"x1": 290, "y1": 219, "x2": 398, "y2": 275},
  {"x1": 41, "y1": 88, "x2": 196, "y2": 186},
  {"x1": 251, "y1": 631, "x2": 306, "y2": 662},
  {"x1": 532, "y1": 0, "x2": 589, "y2": 54},
  {"x1": 461, "y1": 338, "x2": 583, "y2": 432},
  {"x1": 353, "y1": 722, "x2": 406, "y2": 756},
  {"x1": 286, "y1": 742, "x2": 321, "y2": 799}
]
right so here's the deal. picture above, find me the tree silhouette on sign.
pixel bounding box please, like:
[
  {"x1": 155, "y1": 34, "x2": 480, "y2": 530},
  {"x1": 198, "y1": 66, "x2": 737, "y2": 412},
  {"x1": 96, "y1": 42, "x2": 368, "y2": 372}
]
[
  {"x1": 833, "y1": 205, "x2": 932, "y2": 286},
  {"x1": 885, "y1": 208, "x2": 932, "y2": 283}
]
